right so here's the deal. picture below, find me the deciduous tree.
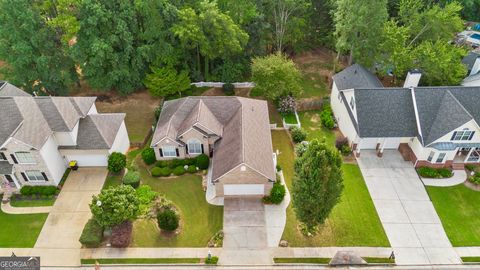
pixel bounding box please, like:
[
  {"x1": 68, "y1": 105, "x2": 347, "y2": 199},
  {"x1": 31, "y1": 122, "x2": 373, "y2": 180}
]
[
  {"x1": 144, "y1": 66, "x2": 191, "y2": 97},
  {"x1": 90, "y1": 185, "x2": 139, "y2": 228}
]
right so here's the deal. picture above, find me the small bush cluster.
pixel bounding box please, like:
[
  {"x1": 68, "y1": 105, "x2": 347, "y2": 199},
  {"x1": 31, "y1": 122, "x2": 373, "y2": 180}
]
[
  {"x1": 196, "y1": 154, "x2": 209, "y2": 170},
  {"x1": 205, "y1": 256, "x2": 219, "y2": 265},
  {"x1": 465, "y1": 164, "x2": 477, "y2": 172},
  {"x1": 417, "y1": 167, "x2": 453, "y2": 178},
  {"x1": 335, "y1": 137, "x2": 352, "y2": 156},
  {"x1": 173, "y1": 166, "x2": 186, "y2": 176},
  {"x1": 295, "y1": 142, "x2": 308, "y2": 157},
  {"x1": 141, "y1": 148, "x2": 156, "y2": 165},
  {"x1": 150, "y1": 155, "x2": 208, "y2": 177},
  {"x1": 111, "y1": 221, "x2": 133, "y2": 248},
  {"x1": 277, "y1": 95, "x2": 297, "y2": 114},
  {"x1": 151, "y1": 167, "x2": 172, "y2": 177},
  {"x1": 108, "y1": 152, "x2": 126, "y2": 173},
  {"x1": 20, "y1": 186, "x2": 57, "y2": 196},
  {"x1": 79, "y1": 219, "x2": 103, "y2": 248},
  {"x1": 157, "y1": 209, "x2": 179, "y2": 231},
  {"x1": 187, "y1": 165, "x2": 197, "y2": 173},
  {"x1": 289, "y1": 126, "x2": 307, "y2": 143},
  {"x1": 123, "y1": 171, "x2": 140, "y2": 188},
  {"x1": 222, "y1": 83, "x2": 235, "y2": 96},
  {"x1": 136, "y1": 185, "x2": 158, "y2": 215},
  {"x1": 276, "y1": 164, "x2": 282, "y2": 172},
  {"x1": 320, "y1": 105, "x2": 335, "y2": 129},
  {"x1": 263, "y1": 181, "x2": 286, "y2": 205},
  {"x1": 468, "y1": 172, "x2": 480, "y2": 185}
]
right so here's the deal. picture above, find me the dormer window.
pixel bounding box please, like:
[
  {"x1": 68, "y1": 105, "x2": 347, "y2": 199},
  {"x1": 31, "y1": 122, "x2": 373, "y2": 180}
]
[
  {"x1": 451, "y1": 129, "x2": 475, "y2": 141},
  {"x1": 350, "y1": 97, "x2": 355, "y2": 110},
  {"x1": 187, "y1": 139, "x2": 203, "y2": 155}
]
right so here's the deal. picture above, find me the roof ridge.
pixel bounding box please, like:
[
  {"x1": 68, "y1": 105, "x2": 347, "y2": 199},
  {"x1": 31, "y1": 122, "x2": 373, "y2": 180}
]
[
  {"x1": 240, "y1": 101, "x2": 245, "y2": 163},
  {"x1": 445, "y1": 90, "x2": 474, "y2": 119},
  {"x1": 89, "y1": 115, "x2": 110, "y2": 147},
  {"x1": 163, "y1": 98, "x2": 189, "y2": 143}
]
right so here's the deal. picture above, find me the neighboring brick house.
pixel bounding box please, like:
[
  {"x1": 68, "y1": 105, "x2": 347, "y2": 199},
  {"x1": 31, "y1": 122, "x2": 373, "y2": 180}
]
[
  {"x1": 331, "y1": 64, "x2": 480, "y2": 169},
  {"x1": 151, "y1": 96, "x2": 276, "y2": 198},
  {"x1": 0, "y1": 82, "x2": 130, "y2": 189}
]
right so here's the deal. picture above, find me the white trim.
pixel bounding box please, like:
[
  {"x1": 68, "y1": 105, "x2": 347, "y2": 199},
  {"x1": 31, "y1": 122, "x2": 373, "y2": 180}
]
[
  {"x1": 14, "y1": 151, "x2": 36, "y2": 164},
  {"x1": 25, "y1": 170, "x2": 46, "y2": 181},
  {"x1": 161, "y1": 145, "x2": 177, "y2": 157},
  {"x1": 410, "y1": 87, "x2": 424, "y2": 145},
  {"x1": 187, "y1": 139, "x2": 202, "y2": 154}
]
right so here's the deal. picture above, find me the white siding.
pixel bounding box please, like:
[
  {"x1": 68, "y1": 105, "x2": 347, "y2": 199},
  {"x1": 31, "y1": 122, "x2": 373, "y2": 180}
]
[
  {"x1": 429, "y1": 120, "x2": 480, "y2": 145},
  {"x1": 39, "y1": 135, "x2": 67, "y2": 185},
  {"x1": 330, "y1": 83, "x2": 359, "y2": 145},
  {"x1": 462, "y1": 79, "x2": 480, "y2": 87},
  {"x1": 53, "y1": 121, "x2": 79, "y2": 146},
  {"x1": 87, "y1": 103, "x2": 98, "y2": 115},
  {"x1": 109, "y1": 121, "x2": 130, "y2": 154}
]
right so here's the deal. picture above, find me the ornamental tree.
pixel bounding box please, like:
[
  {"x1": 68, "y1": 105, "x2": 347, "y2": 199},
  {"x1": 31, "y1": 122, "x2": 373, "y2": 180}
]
[
  {"x1": 144, "y1": 66, "x2": 191, "y2": 98},
  {"x1": 90, "y1": 185, "x2": 139, "y2": 228},
  {"x1": 292, "y1": 139, "x2": 344, "y2": 232}
]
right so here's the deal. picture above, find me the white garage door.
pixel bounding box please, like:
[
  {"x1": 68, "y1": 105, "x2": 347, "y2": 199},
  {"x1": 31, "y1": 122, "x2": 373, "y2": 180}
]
[
  {"x1": 65, "y1": 154, "x2": 108, "y2": 167},
  {"x1": 383, "y1": 138, "x2": 401, "y2": 149},
  {"x1": 359, "y1": 138, "x2": 378, "y2": 150},
  {"x1": 224, "y1": 184, "x2": 264, "y2": 196}
]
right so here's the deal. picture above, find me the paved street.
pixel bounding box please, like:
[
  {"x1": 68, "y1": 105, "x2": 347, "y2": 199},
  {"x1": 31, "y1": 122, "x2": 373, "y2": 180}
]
[{"x1": 357, "y1": 150, "x2": 461, "y2": 265}]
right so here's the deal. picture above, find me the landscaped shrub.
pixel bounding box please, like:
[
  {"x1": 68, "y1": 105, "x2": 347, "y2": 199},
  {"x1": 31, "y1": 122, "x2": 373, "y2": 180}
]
[
  {"x1": 223, "y1": 83, "x2": 235, "y2": 96},
  {"x1": 141, "y1": 148, "x2": 156, "y2": 165},
  {"x1": 157, "y1": 209, "x2": 179, "y2": 231},
  {"x1": 151, "y1": 167, "x2": 162, "y2": 177},
  {"x1": 111, "y1": 221, "x2": 133, "y2": 248},
  {"x1": 184, "y1": 158, "x2": 196, "y2": 166},
  {"x1": 340, "y1": 144, "x2": 352, "y2": 156},
  {"x1": 79, "y1": 218, "x2": 103, "y2": 248},
  {"x1": 187, "y1": 165, "x2": 197, "y2": 173},
  {"x1": 205, "y1": 256, "x2": 219, "y2": 265},
  {"x1": 136, "y1": 185, "x2": 158, "y2": 215},
  {"x1": 277, "y1": 95, "x2": 297, "y2": 114},
  {"x1": 295, "y1": 142, "x2": 308, "y2": 157},
  {"x1": 468, "y1": 173, "x2": 480, "y2": 184},
  {"x1": 417, "y1": 167, "x2": 439, "y2": 178},
  {"x1": 123, "y1": 171, "x2": 140, "y2": 188},
  {"x1": 108, "y1": 152, "x2": 126, "y2": 173},
  {"x1": 20, "y1": 186, "x2": 57, "y2": 196},
  {"x1": 173, "y1": 166, "x2": 186, "y2": 176},
  {"x1": 289, "y1": 126, "x2": 307, "y2": 143},
  {"x1": 196, "y1": 154, "x2": 210, "y2": 170},
  {"x1": 335, "y1": 137, "x2": 349, "y2": 150},
  {"x1": 437, "y1": 168, "x2": 453, "y2": 178},
  {"x1": 155, "y1": 160, "x2": 169, "y2": 168},
  {"x1": 320, "y1": 105, "x2": 335, "y2": 129},
  {"x1": 263, "y1": 181, "x2": 286, "y2": 204},
  {"x1": 276, "y1": 164, "x2": 282, "y2": 172},
  {"x1": 465, "y1": 164, "x2": 477, "y2": 172},
  {"x1": 170, "y1": 159, "x2": 185, "y2": 168}
]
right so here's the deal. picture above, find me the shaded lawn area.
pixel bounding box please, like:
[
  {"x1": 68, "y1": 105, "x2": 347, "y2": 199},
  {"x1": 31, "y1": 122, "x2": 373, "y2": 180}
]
[
  {"x1": 271, "y1": 130, "x2": 389, "y2": 246},
  {"x1": 299, "y1": 72, "x2": 329, "y2": 99},
  {"x1": 131, "y1": 159, "x2": 223, "y2": 247},
  {"x1": 427, "y1": 184, "x2": 480, "y2": 246},
  {"x1": 0, "y1": 209, "x2": 48, "y2": 247},
  {"x1": 10, "y1": 197, "x2": 55, "y2": 207},
  {"x1": 298, "y1": 110, "x2": 336, "y2": 146}
]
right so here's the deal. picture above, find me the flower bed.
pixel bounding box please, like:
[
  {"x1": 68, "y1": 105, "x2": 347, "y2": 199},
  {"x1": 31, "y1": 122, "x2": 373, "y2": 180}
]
[{"x1": 417, "y1": 167, "x2": 453, "y2": 178}]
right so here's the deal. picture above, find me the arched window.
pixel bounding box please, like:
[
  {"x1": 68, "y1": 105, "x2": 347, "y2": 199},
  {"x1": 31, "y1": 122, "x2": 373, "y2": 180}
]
[{"x1": 187, "y1": 139, "x2": 202, "y2": 154}]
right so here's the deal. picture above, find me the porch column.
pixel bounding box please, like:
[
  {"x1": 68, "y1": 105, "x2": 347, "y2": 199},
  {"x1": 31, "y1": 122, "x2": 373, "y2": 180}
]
[
  {"x1": 465, "y1": 147, "x2": 476, "y2": 163},
  {"x1": 355, "y1": 147, "x2": 361, "y2": 158},
  {"x1": 378, "y1": 138, "x2": 387, "y2": 157}
]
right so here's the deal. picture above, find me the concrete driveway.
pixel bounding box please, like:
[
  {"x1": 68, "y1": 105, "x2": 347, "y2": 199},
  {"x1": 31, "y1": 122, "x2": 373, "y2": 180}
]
[
  {"x1": 34, "y1": 167, "x2": 107, "y2": 266},
  {"x1": 358, "y1": 151, "x2": 461, "y2": 265}
]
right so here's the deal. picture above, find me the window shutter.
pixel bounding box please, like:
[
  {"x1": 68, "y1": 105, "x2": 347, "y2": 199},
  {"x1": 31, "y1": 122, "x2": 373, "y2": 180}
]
[
  {"x1": 41, "y1": 172, "x2": 49, "y2": 181},
  {"x1": 451, "y1": 132, "x2": 457, "y2": 141},
  {"x1": 159, "y1": 148, "x2": 163, "y2": 157},
  {"x1": 201, "y1": 144, "x2": 204, "y2": 154},
  {"x1": 21, "y1": 172, "x2": 28, "y2": 182},
  {"x1": 10, "y1": 154, "x2": 18, "y2": 164},
  {"x1": 0, "y1": 152, "x2": 6, "y2": 160},
  {"x1": 176, "y1": 148, "x2": 179, "y2": 157},
  {"x1": 469, "y1": 131, "x2": 475, "y2": 141},
  {"x1": 185, "y1": 145, "x2": 189, "y2": 154}
]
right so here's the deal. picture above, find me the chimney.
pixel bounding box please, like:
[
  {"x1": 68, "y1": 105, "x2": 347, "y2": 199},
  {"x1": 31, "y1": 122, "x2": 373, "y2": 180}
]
[
  {"x1": 471, "y1": 56, "x2": 480, "y2": 76},
  {"x1": 403, "y1": 69, "x2": 422, "y2": 88}
]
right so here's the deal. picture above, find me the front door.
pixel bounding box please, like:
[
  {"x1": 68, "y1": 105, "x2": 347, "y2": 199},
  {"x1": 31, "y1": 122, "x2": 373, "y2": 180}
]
[{"x1": 3, "y1": 174, "x2": 20, "y2": 189}]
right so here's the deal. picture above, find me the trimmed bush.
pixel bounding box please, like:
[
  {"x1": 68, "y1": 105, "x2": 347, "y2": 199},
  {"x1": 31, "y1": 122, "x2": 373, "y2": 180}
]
[
  {"x1": 468, "y1": 173, "x2": 480, "y2": 184},
  {"x1": 173, "y1": 166, "x2": 186, "y2": 176},
  {"x1": 111, "y1": 221, "x2": 133, "y2": 248},
  {"x1": 437, "y1": 168, "x2": 453, "y2": 178},
  {"x1": 417, "y1": 167, "x2": 439, "y2": 178},
  {"x1": 196, "y1": 154, "x2": 210, "y2": 170},
  {"x1": 263, "y1": 182, "x2": 286, "y2": 204},
  {"x1": 335, "y1": 137, "x2": 349, "y2": 150},
  {"x1": 223, "y1": 83, "x2": 235, "y2": 96},
  {"x1": 123, "y1": 171, "x2": 140, "y2": 188},
  {"x1": 276, "y1": 164, "x2": 282, "y2": 172},
  {"x1": 289, "y1": 126, "x2": 307, "y2": 143},
  {"x1": 320, "y1": 105, "x2": 335, "y2": 129},
  {"x1": 157, "y1": 209, "x2": 179, "y2": 231},
  {"x1": 108, "y1": 152, "x2": 126, "y2": 173},
  {"x1": 465, "y1": 164, "x2": 476, "y2": 172},
  {"x1": 184, "y1": 158, "x2": 196, "y2": 166},
  {"x1": 155, "y1": 160, "x2": 169, "y2": 168},
  {"x1": 141, "y1": 148, "x2": 156, "y2": 165},
  {"x1": 340, "y1": 144, "x2": 352, "y2": 156},
  {"x1": 79, "y1": 219, "x2": 103, "y2": 248},
  {"x1": 151, "y1": 167, "x2": 172, "y2": 177},
  {"x1": 187, "y1": 165, "x2": 197, "y2": 173},
  {"x1": 170, "y1": 159, "x2": 185, "y2": 168},
  {"x1": 205, "y1": 256, "x2": 219, "y2": 265},
  {"x1": 20, "y1": 186, "x2": 57, "y2": 196}
]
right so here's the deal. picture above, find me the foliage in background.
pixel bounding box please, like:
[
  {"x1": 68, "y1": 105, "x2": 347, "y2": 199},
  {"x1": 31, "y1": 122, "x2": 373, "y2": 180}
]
[
  {"x1": 144, "y1": 66, "x2": 191, "y2": 98},
  {"x1": 90, "y1": 185, "x2": 139, "y2": 228}
]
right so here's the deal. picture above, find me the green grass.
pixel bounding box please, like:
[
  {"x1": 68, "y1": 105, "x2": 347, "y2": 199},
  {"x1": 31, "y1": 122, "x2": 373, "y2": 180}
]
[
  {"x1": 272, "y1": 130, "x2": 389, "y2": 247},
  {"x1": 427, "y1": 184, "x2": 480, "y2": 246},
  {"x1": 298, "y1": 110, "x2": 336, "y2": 146},
  {"x1": 283, "y1": 112, "x2": 298, "y2": 124},
  {"x1": 0, "y1": 209, "x2": 48, "y2": 247},
  {"x1": 10, "y1": 197, "x2": 55, "y2": 207},
  {"x1": 462, "y1": 257, "x2": 480, "y2": 263},
  {"x1": 103, "y1": 173, "x2": 123, "y2": 189},
  {"x1": 131, "y1": 159, "x2": 223, "y2": 247},
  {"x1": 81, "y1": 258, "x2": 200, "y2": 264},
  {"x1": 299, "y1": 72, "x2": 329, "y2": 99},
  {"x1": 363, "y1": 257, "x2": 395, "y2": 264},
  {"x1": 274, "y1": 257, "x2": 331, "y2": 264}
]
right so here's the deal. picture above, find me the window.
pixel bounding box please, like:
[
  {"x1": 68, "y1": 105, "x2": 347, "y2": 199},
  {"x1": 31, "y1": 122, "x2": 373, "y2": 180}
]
[
  {"x1": 350, "y1": 97, "x2": 355, "y2": 109},
  {"x1": 427, "y1": 151, "x2": 435, "y2": 162},
  {"x1": 162, "y1": 146, "x2": 177, "y2": 157},
  {"x1": 15, "y1": 152, "x2": 35, "y2": 164},
  {"x1": 451, "y1": 130, "x2": 475, "y2": 141},
  {"x1": 25, "y1": 170, "x2": 45, "y2": 181},
  {"x1": 187, "y1": 139, "x2": 202, "y2": 154},
  {"x1": 467, "y1": 148, "x2": 480, "y2": 162},
  {"x1": 436, "y1": 153, "x2": 446, "y2": 163}
]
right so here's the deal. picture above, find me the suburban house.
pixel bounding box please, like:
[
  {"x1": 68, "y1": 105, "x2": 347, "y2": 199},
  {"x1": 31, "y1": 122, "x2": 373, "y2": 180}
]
[
  {"x1": 0, "y1": 82, "x2": 130, "y2": 189},
  {"x1": 462, "y1": 51, "x2": 480, "y2": 86},
  {"x1": 151, "y1": 96, "x2": 276, "y2": 199},
  {"x1": 331, "y1": 64, "x2": 480, "y2": 169}
]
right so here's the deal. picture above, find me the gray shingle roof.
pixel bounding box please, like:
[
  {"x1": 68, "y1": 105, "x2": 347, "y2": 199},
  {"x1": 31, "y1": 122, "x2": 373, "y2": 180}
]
[
  {"x1": 462, "y1": 52, "x2": 480, "y2": 73},
  {"x1": 0, "y1": 161, "x2": 13, "y2": 174},
  {"x1": 0, "y1": 98, "x2": 23, "y2": 147},
  {"x1": 0, "y1": 82, "x2": 31, "y2": 97},
  {"x1": 152, "y1": 96, "x2": 276, "y2": 181},
  {"x1": 332, "y1": 64, "x2": 383, "y2": 90},
  {"x1": 354, "y1": 88, "x2": 418, "y2": 138},
  {"x1": 76, "y1": 114, "x2": 125, "y2": 149}
]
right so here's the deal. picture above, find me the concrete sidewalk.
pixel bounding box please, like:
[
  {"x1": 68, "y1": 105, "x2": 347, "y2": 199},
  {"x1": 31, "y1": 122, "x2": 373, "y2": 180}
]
[
  {"x1": 421, "y1": 170, "x2": 466, "y2": 187},
  {"x1": 1, "y1": 202, "x2": 52, "y2": 214}
]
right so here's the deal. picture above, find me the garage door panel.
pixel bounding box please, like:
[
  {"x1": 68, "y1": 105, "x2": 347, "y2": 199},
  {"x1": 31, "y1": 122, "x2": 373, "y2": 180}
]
[
  {"x1": 65, "y1": 154, "x2": 108, "y2": 167},
  {"x1": 224, "y1": 184, "x2": 264, "y2": 196}
]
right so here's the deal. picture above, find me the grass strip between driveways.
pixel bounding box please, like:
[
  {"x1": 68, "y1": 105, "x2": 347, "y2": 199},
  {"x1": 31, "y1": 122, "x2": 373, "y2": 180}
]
[
  {"x1": 363, "y1": 257, "x2": 395, "y2": 264},
  {"x1": 273, "y1": 257, "x2": 331, "y2": 264},
  {"x1": 462, "y1": 257, "x2": 480, "y2": 263},
  {"x1": 81, "y1": 258, "x2": 201, "y2": 265}
]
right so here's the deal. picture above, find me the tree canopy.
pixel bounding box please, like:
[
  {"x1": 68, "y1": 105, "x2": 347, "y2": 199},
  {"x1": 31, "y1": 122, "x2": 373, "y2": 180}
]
[
  {"x1": 144, "y1": 66, "x2": 191, "y2": 97},
  {"x1": 90, "y1": 185, "x2": 139, "y2": 228}
]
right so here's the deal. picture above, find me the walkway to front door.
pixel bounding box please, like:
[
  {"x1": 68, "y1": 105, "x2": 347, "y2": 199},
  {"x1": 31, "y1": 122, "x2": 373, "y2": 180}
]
[{"x1": 357, "y1": 150, "x2": 461, "y2": 265}]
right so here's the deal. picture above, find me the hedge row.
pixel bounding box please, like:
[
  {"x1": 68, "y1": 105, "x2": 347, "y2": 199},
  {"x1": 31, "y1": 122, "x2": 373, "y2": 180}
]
[{"x1": 20, "y1": 185, "x2": 58, "y2": 196}]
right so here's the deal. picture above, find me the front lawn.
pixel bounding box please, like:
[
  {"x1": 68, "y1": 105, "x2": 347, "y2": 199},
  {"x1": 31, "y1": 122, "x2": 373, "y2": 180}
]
[
  {"x1": 427, "y1": 184, "x2": 480, "y2": 246},
  {"x1": 131, "y1": 159, "x2": 223, "y2": 247},
  {"x1": 0, "y1": 209, "x2": 48, "y2": 247},
  {"x1": 297, "y1": 110, "x2": 336, "y2": 146},
  {"x1": 272, "y1": 130, "x2": 389, "y2": 246},
  {"x1": 10, "y1": 197, "x2": 55, "y2": 207}
]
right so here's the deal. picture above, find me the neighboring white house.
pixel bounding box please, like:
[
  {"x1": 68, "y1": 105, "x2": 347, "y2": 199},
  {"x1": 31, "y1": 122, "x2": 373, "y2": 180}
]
[
  {"x1": 462, "y1": 51, "x2": 480, "y2": 86},
  {"x1": 0, "y1": 82, "x2": 130, "y2": 188},
  {"x1": 331, "y1": 64, "x2": 480, "y2": 169}
]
